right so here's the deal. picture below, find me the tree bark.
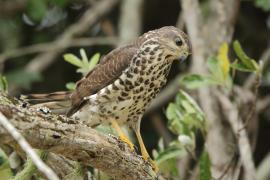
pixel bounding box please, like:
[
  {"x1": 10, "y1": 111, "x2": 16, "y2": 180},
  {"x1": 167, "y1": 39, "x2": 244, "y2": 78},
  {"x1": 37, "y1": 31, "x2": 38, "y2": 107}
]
[{"x1": 0, "y1": 92, "x2": 161, "y2": 180}]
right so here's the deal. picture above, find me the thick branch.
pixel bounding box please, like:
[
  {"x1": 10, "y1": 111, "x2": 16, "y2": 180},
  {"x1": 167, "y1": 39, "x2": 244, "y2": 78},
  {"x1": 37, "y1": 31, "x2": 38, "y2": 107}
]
[
  {"x1": 118, "y1": 0, "x2": 143, "y2": 45},
  {"x1": 0, "y1": 93, "x2": 159, "y2": 180}
]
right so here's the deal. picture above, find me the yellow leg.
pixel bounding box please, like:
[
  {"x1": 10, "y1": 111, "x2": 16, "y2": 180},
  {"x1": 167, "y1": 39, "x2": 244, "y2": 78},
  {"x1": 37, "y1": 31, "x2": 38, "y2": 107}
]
[
  {"x1": 110, "y1": 119, "x2": 134, "y2": 150},
  {"x1": 135, "y1": 130, "x2": 159, "y2": 172}
]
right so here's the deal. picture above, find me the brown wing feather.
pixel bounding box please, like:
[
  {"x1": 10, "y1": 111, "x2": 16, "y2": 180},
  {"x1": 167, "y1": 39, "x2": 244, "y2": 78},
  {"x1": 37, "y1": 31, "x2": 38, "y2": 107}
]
[{"x1": 67, "y1": 45, "x2": 138, "y2": 116}]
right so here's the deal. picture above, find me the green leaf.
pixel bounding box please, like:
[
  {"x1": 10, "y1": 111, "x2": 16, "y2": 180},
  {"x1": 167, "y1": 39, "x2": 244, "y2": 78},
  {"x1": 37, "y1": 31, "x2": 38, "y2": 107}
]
[
  {"x1": 200, "y1": 150, "x2": 212, "y2": 180},
  {"x1": 76, "y1": 68, "x2": 89, "y2": 76},
  {"x1": 158, "y1": 158, "x2": 180, "y2": 178},
  {"x1": 27, "y1": 0, "x2": 47, "y2": 21},
  {"x1": 166, "y1": 103, "x2": 183, "y2": 135},
  {"x1": 183, "y1": 113, "x2": 205, "y2": 130},
  {"x1": 231, "y1": 60, "x2": 256, "y2": 72},
  {"x1": 80, "y1": 49, "x2": 89, "y2": 66},
  {"x1": 217, "y1": 43, "x2": 230, "y2": 81},
  {"x1": 155, "y1": 145, "x2": 186, "y2": 164},
  {"x1": 180, "y1": 74, "x2": 217, "y2": 89},
  {"x1": 233, "y1": 40, "x2": 259, "y2": 72},
  {"x1": 178, "y1": 90, "x2": 205, "y2": 118},
  {"x1": 88, "y1": 53, "x2": 100, "y2": 71},
  {"x1": 63, "y1": 54, "x2": 83, "y2": 68},
  {"x1": 0, "y1": 75, "x2": 8, "y2": 92},
  {"x1": 207, "y1": 57, "x2": 225, "y2": 83},
  {"x1": 65, "y1": 82, "x2": 76, "y2": 91}
]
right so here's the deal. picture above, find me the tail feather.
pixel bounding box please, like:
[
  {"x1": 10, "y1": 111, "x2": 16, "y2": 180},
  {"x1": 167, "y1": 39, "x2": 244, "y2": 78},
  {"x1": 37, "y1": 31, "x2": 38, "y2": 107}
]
[
  {"x1": 21, "y1": 91, "x2": 72, "y2": 113},
  {"x1": 21, "y1": 91, "x2": 72, "y2": 103}
]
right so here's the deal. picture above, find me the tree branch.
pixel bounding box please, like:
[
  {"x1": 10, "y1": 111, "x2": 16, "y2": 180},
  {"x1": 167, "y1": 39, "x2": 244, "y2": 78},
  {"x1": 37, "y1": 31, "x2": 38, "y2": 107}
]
[
  {"x1": 118, "y1": 0, "x2": 143, "y2": 45},
  {"x1": 0, "y1": 37, "x2": 118, "y2": 63},
  {"x1": 181, "y1": 0, "x2": 241, "y2": 179},
  {"x1": 0, "y1": 93, "x2": 160, "y2": 180},
  {"x1": 216, "y1": 91, "x2": 256, "y2": 180},
  {"x1": 244, "y1": 45, "x2": 270, "y2": 89}
]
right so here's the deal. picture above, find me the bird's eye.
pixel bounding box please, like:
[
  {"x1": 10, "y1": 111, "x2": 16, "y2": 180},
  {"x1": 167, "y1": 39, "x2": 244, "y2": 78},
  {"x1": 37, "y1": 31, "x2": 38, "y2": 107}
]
[{"x1": 175, "y1": 37, "x2": 183, "y2": 46}]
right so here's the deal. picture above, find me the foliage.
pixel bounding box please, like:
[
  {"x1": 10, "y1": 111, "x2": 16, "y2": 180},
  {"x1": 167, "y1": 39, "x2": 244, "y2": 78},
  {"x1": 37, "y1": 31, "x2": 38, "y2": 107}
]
[
  {"x1": 158, "y1": 40, "x2": 262, "y2": 179},
  {"x1": 199, "y1": 150, "x2": 211, "y2": 180},
  {"x1": 13, "y1": 150, "x2": 48, "y2": 180},
  {"x1": 63, "y1": 49, "x2": 100, "y2": 90},
  {"x1": 180, "y1": 41, "x2": 262, "y2": 89},
  {"x1": 154, "y1": 90, "x2": 209, "y2": 178},
  {"x1": 232, "y1": 40, "x2": 262, "y2": 74},
  {"x1": 254, "y1": 0, "x2": 270, "y2": 11},
  {"x1": 0, "y1": 149, "x2": 13, "y2": 180}
]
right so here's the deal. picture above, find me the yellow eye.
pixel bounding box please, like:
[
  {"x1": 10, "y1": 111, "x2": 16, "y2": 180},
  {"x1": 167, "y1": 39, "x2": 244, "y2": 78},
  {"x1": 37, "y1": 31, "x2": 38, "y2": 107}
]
[{"x1": 175, "y1": 37, "x2": 183, "y2": 46}]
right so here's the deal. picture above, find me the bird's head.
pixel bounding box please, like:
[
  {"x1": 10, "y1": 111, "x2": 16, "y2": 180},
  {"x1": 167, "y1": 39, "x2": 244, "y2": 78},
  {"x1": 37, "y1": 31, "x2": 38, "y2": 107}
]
[
  {"x1": 157, "y1": 26, "x2": 191, "y2": 62},
  {"x1": 141, "y1": 26, "x2": 191, "y2": 63}
]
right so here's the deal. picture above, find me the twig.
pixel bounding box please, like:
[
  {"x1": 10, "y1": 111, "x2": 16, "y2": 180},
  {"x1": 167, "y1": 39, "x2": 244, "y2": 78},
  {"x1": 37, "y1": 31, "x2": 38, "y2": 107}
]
[
  {"x1": 0, "y1": 93, "x2": 162, "y2": 179},
  {"x1": 216, "y1": 91, "x2": 256, "y2": 180},
  {"x1": 244, "y1": 45, "x2": 270, "y2": 89},
  {"x1": 0, "y1": 37, "x2": 118, "y2": 62},
  {"x1": 257, "y1": 95, "x2": 270, "y2": 113},
  {"x1": 0, "y1": 112, "x2": 59, "y2": 180}
]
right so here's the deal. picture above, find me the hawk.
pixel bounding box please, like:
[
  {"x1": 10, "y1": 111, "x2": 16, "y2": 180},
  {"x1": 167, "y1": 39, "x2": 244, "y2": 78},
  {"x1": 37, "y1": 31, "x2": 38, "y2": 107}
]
[{"x1": 25, "y1": 26, "x2": 191, "y2": 171}]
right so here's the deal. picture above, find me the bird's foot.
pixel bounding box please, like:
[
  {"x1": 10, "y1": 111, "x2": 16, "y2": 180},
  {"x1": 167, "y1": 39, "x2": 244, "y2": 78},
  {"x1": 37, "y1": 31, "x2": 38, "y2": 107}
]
[
  {"x1": 119, "y1": 134, "x2": 134, "y2": 150},
  {"x1": 143, "y1": 156, "x2": 159, "y2": 173},
  {"x1": 109, "y1": 119, "x2": 134, "y2": 150}
]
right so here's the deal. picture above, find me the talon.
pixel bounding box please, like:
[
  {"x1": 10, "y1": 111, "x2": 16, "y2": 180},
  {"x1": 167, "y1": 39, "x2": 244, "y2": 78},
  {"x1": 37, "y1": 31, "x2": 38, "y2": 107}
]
[
  {"x1": 110, "y1": 119, "x2": 135, "y2": 151},
  {"x1": 119, "y1": 134, "x2": 134, "y2": 150}
]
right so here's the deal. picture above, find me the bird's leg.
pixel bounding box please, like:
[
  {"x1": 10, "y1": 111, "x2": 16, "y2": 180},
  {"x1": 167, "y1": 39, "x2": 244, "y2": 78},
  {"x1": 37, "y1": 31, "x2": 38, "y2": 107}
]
[
  {"x1": 110, "y1": 119, "x2": 134, "y2": 150},
  {"x1": 134, "y1": 129, "x2": 159, "y2": 172}
]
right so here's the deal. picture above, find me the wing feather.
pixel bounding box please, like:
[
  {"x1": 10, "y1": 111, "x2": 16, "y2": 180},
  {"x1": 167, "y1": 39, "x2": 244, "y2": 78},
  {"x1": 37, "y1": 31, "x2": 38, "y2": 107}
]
[{"x1": 67, "y1": 45, "x2": 138, "y2": 116}]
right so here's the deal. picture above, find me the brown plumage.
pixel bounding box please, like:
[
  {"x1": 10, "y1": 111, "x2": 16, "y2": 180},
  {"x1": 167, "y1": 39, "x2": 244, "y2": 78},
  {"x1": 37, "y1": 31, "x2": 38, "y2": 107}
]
[
  {"x1": 24, "y1": 26, "x2": 191, "y2": 171},
  {"x1": 68, "y1": 45, "x2": 138, "y2": 116}
]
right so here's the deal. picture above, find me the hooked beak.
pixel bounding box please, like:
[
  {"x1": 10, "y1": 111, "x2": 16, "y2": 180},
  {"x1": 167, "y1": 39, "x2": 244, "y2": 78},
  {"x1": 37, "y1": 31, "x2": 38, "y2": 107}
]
[
  {"x1": 179, "y1": 56, "x2": 187, "y2": 63},
  {"x1": 179, "y1": 45, "x2": 192, "y2": 63},
  {"x1": 178, "y1": 52, "x2": 190, "y2": 63}
]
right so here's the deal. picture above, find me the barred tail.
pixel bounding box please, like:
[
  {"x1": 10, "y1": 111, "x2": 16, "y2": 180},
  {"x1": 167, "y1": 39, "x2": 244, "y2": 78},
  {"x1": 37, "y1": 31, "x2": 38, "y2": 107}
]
[
  {"x1": 21, "y1": 91, "x2": 72, "y2": 113},
  {"x1": 21, "y1": 91, "x2": 71, "y2": 102}
]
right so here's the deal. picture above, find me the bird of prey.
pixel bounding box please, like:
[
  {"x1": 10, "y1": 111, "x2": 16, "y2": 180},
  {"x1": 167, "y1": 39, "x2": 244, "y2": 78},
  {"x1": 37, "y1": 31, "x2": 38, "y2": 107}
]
[{"x1": 25, "y1": 26, "x2": 191, "y2": 172}]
